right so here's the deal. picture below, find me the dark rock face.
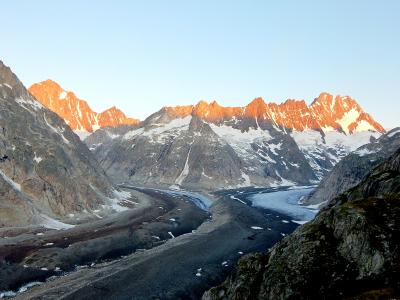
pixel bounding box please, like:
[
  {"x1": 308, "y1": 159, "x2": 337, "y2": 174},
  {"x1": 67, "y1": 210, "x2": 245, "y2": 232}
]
[
  {"x1": 304, "y1": 128, "x2": 400, "y2": 206},
  {"x1": 203, "y1": 148, "x2": 400, "y2": 300},
  {"x1": 85, "y1": 106, "x2": 379, "y2": 190},
  {"x1": 0, "y1": 61, "x2": 116, "y2": 227}
]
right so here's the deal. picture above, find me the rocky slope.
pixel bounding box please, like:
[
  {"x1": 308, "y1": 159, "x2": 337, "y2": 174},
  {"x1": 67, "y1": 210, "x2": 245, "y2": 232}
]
[
  {"x1": 29, "y1": 80, "x2": 139, "y2": 134},
  {"x1": 303, "y1": 127, "x2": 400, "y2": 206},
  {"x1": 0, "y1": 61, "x2": 124, "y2": 228},
  {"x1": 86, "y1": 95, "x2": 383, "y2": 190},
  {"x1": 203, "y1": 147, "x2": 400, "y2": 299}
]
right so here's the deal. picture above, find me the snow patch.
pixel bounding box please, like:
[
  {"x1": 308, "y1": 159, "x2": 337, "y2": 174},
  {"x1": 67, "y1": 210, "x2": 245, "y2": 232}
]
[
  {"x1": 175, "y1": 145, "x2": 192, "y2": 185},
  {"x1": 387, "y1": 128, "x2": 400, "y2": 138},
  {"x1": 210, "y1": 124, "x2": 273, "y2": 161},
  {"x1": 292, "y1": 220, "x2": 308, "y2": 225},
  {"x1": 336, "y1": 108, "x2": 360, "y2": 134},
  {"x1": 59, "y1": 91, "x2": 67, "y2": 100},
  {"x1": 0, "y1": 281, "x2": 43, "y2": 298},
  {"x1": 39, "y1": 214, "x2": 75, "y2": 230},
  {"x1": 291, "y1": 130, "x2": 380, "y2": 178},
  {"x1": 229, "y1": 195, "x2": 246, "y2": 204},
  {"x1": 15, "y1": 97, "x2": 44, "y2": 111},
  {"x1": 210, "y1": 124, "x2": 271, "y2": 144},
  {"x1": 354, "y1": 148, "x2": 375, "y2": 156},
  {"x1": 269, "y1": 142, "x2": 282, "y2": 155},
  {"x1": 0, "y1": 170, "x2": 21, "y2": 191},
  {"x1": 123, "y1": 127, "x2": 145, "y2": 140},
  {"x1": 302, "y1": 200, "x2": 328, "y2": 210},
  {"x1": 33, "y1": 153, "x2": 43, "y2": 163},
  {"x1": 251, "y1": 226, "x2": 263, "y2": 230},
  {"x1": 124, "y1": 116, "x2": 192, "y2": 142},
  {"x1": 354, "y1": 120, "x2": 376, "y2": 132},
  {"x1": 201, "y1": 171, "x2": 213, "y2": 179},
  {"x1": 107, "y1": 132, "x2": 121, "y2": 139},
  {"x1": 239, "y1": 172, "x2": 251, "y2": 187},
  {"x1": 43, "y1": 115, "x2": 70, "y2": 144},
  {"x1": 74, "y1": 130, "x2": 91, "y2": 140},
  {"x1": 102, "y1": 189, "x2": 133, "y2": 212}
]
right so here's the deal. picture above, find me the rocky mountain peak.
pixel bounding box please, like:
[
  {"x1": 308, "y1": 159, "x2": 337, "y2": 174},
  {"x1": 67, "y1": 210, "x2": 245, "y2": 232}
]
[
  {"x1": 311, "y1": 92, "x2": 359, "y2": 113},
  {"x1": 29, "y1": 80, "x2": 139, "y2": 133},
  {"x1": 193, "y1": 100, "x2": 241, "y2": 122},
  {"x1": 244, "y1": 97, "x2": 267, "y2": 117},
  {"x1": 193, "y1": 100, "x2": 212, "y2": 116},
  {"x1": 98, "y1": 106, "x2": 138, "y2": 128},
  {"x1": 280, "y1": 98, "x2": 307, "y2": 108},
  {"x1": 0, "y1": 62, "x2": 31, "y2": 99},
  {"x1": 310, "y1": 93, "x2": 384, "y2": 134}
]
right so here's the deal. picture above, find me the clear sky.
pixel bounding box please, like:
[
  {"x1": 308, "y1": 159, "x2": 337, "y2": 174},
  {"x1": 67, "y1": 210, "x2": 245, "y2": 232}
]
[{"x1": 2, "y1": 0, "x2": 399, "y2": 128}]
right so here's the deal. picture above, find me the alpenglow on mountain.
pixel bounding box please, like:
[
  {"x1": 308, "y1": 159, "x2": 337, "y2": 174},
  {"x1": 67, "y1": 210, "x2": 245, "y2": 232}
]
[
  {"x1": 29, "y1": 80, "x2": 140, "y2": 136},
  {"x1": 84, "y1": 93, "x2": 385, "y2": 190}
]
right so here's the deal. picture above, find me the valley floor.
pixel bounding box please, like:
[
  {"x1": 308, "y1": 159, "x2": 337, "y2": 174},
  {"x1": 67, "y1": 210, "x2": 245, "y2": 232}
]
[{"x1": 1, "y1": 185, "x2": 314, "y2": 299}]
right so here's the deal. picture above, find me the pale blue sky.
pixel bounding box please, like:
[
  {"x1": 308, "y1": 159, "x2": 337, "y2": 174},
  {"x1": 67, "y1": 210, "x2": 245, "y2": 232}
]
[{"x1": 2, "y1": 1, "x2": 399, "y2": 128}]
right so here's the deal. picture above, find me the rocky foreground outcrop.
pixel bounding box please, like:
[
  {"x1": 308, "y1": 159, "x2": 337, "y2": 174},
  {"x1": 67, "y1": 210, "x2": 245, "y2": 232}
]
[
  {"x1": 203, "y1": 148, "x2": 400, "y2": 299},
  {"x1": 0, "y1": 61, "x2": 119, "y2": 227}
]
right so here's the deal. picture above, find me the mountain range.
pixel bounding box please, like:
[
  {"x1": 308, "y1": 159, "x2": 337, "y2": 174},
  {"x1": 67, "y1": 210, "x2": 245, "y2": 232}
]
[
  {"x1": 28, "y1": 80, "x2": 385, "y2": 190},
  {"x1": 24, "y1": 79, "x2": 388, "y2": 193},
  {"x1": 84, "y1": 94, "x2": 384, "y2": 190},
  {"x1": 29, "y1": 80, "x2": 384, "y2": 136}
]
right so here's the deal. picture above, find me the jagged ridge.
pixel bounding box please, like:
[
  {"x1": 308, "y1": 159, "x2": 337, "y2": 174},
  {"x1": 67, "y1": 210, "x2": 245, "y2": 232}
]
[
  {"x1": 162, "y1": 93, "x2": 384, "y2": 134},
  {"x1": 29, "y1": 80, "x2": 139, "y2": 132}
]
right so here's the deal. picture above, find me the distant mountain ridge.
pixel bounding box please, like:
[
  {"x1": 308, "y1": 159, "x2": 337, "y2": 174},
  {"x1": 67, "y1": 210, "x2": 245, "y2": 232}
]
[
  {"x1": 160, "y1": 92, "x2": 384, "y2": 134},
  {"x1": 28, "y1": 79, "x2": 386, "y2": 189},
  {"x1": 29, "y1": 80, "x2": 384, "y2": 136},
  {"x1": 29, "y1": 80, "x2": 139, "y2": 133},
  {"x1": 85, "y1": 93, "x2": 384, "y2": 190}
]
